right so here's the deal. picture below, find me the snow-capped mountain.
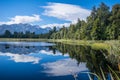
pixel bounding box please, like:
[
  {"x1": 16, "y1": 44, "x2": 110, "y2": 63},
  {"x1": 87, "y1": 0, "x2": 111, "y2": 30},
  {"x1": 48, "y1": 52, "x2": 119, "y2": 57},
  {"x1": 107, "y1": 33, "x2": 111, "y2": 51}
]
[{"x1": 0, "y1": 23, "x2": 51, "y2": 34}]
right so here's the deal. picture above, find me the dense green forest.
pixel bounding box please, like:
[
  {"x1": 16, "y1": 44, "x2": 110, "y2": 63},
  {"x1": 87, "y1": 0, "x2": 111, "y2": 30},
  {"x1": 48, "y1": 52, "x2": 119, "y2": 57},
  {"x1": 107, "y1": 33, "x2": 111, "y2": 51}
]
[
  {"x1": 50, "y1": 3, "x2": 120, "y2": 40},
  {"x1": 1, "y1": 3, "x2": 120, "y2": 40}
]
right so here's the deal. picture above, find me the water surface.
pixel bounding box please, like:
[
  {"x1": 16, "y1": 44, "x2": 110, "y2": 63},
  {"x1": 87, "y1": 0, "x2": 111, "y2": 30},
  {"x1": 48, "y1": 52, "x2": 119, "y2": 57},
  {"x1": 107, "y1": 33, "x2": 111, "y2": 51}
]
[{"x1": 0, "y1": 42, "x2": 113, "y2": 80}]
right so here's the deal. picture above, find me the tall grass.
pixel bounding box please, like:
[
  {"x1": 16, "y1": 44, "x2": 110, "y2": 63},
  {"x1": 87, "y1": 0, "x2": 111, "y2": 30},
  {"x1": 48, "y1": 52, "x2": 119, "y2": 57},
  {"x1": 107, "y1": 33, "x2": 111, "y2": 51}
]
[
  {"x1": 88, "y1": 40, "x2": 120, "y2": 80},
  {"x1": 78, "y1": 66, "x2": 120, "y2": 80}
]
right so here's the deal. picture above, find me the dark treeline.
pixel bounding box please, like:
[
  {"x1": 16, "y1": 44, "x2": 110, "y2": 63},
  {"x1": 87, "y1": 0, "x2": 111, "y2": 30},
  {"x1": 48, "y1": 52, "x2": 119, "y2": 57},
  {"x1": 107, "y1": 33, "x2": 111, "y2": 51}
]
[
  {"x1": 0, "y1": 30, "x2": 40, "y2": 38},
  {"x1": 50, "y1": 3, "x2": 120, "y2": 40},
  {"x1": 0, "y1": 28, "x2": 56, "y2": 38}
]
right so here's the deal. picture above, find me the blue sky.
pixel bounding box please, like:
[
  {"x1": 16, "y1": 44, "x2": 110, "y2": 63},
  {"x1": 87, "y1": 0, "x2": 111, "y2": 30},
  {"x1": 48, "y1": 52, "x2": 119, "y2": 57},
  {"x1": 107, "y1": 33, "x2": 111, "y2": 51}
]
[{"x1": 0, "y1": 0, "x2": 120, "y2": 28}]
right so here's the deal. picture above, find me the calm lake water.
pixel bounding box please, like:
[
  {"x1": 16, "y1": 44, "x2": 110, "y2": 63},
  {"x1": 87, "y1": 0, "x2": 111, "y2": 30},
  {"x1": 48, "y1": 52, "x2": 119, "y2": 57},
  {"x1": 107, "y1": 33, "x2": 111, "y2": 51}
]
[{"x1": 0, "y1": 42, "x2": 114, "y2": 80}]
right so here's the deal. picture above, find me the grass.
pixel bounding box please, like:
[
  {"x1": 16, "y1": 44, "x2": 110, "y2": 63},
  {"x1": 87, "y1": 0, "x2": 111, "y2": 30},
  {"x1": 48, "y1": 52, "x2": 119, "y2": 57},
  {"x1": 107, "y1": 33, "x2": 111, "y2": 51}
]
[
  {"x1": 0, "y1": 38, "x2": 119, "y2": 52},
  {"x1": 79, "y1": 66, "x2": 120, "y2": 80},
  {"x1": 50, "y1": 39, "x2": 116, "y2": 50},
  {"x1": 0, "y1": 38, "x2": 50, "y2": 42},
  {"x1": 91, "y1": 43, "x2": 110, "y2": 50}
]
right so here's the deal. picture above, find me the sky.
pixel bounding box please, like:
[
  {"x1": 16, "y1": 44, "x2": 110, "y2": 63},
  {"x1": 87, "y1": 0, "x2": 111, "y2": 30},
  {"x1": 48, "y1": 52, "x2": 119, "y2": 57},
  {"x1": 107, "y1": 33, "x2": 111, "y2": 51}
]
[{"x1": 0, "y1": 0, "x2": 120, "y2": 28}]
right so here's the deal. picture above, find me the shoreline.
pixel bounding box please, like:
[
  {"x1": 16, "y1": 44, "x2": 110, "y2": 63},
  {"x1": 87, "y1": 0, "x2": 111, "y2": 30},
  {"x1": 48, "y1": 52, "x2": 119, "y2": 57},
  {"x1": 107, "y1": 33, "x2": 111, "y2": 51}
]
[{"x1": 0, "y1": 38, "x2": 119, "y2": 49}]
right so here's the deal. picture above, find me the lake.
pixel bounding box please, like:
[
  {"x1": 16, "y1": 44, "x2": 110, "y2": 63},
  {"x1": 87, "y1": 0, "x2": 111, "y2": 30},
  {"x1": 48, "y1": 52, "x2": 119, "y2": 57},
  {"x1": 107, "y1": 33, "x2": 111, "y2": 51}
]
[{"x1": 0, "y1": 41, "x2": 117, "y2": 80}]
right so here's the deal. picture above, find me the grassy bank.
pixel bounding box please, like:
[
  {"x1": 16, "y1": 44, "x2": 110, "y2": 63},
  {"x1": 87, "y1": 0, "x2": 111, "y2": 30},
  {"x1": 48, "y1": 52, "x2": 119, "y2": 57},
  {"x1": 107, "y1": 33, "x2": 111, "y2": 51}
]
[
  {"x1": 0, "y1": 38, "x2": 119, "y2": 50},
  {"x1": 0, "y1": 38, "x2": 50, "y2": 42},
  {"x1": 50, "y1": 39, "x2": 118, "y2": 50}
]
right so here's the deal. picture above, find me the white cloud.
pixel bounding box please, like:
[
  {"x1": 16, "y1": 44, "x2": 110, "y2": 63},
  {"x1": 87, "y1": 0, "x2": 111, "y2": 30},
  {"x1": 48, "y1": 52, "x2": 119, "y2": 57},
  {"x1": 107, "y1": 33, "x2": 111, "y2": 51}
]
[
  {"x1": 40, "y1": 23, "x2": 70, "y2": 28},
  {"x1": 0, "y1": 14, "x2": 41, "y2": 25},
  {"x1": 42, "y1": 59, "x2": 88, "y2": 76},
  {"x1": 42, "y1": 2, "x2": 91, "y2": 23},
  {"x1": 0, "y1": 52, "x2": 41, "y2": 64}
]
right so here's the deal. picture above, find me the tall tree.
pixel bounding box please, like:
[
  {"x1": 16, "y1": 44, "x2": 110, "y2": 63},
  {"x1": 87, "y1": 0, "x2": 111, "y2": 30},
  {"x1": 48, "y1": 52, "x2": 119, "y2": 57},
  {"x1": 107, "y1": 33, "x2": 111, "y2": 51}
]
[
  {"x1": 4, "y1": 30, "x2": 12, "y2": 38},
  {"x1": 91, "y1": 2, "x2": 110, "y2": 40},
  {"x1": 111, "y1": 4, "x2": 120, "y2": 39}
]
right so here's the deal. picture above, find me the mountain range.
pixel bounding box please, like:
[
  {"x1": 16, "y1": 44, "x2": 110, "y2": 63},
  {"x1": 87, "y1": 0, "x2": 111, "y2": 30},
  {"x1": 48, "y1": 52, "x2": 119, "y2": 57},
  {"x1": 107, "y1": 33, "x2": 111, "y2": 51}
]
[{"x1": 0, "y1": 23, "x2": 51, "y2": 34}]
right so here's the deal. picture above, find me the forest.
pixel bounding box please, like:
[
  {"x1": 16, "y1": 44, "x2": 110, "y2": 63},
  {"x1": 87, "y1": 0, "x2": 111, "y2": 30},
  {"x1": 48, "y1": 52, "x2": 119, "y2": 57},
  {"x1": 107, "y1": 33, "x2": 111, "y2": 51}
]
[
  {"x1": 1, "y1": 3, "x2": 120, "y2": 40},
  {"x1": 50, "y1": 3, "x2": 120, "y2": 40}
]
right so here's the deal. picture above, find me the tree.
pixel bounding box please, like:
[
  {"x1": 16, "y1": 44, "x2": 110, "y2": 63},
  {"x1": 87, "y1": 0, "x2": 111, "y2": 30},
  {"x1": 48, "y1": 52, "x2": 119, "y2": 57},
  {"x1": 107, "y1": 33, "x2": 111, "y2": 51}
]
[
  {"x1": 97, "y1": 2, "x2": 110, "y2": 39},
  {"x1": 53, "y1": 26, "x2": 57, "y2": 33},
  {"x1": 4, "y1": 30, "x2": 12, "y2": 38},
  {"x1": 111, "y1": 4, "x2": 120, "y2": 39},
  {"x1": 86, "y1": 6, "x2": 97, "y2": 40},
  {"x1": 49, "y1": 3, "x2": 120, "y2": 40},
  {"x1": 91, "y1": 18, "x2": 101, "y2": 40}
]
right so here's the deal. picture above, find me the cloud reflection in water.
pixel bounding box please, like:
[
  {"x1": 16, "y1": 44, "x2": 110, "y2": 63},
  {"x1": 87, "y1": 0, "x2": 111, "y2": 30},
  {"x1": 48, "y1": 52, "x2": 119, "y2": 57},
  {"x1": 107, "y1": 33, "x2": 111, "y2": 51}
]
[
  {"x1": 42, "y1": 59, "x2": 88, "y2": 76},
  {"x1": 0, "y1": 52, "x2": 41, "y2": 64},
  {"x1": 39, "y1": 50, "x2": 69, "y2": 56}
]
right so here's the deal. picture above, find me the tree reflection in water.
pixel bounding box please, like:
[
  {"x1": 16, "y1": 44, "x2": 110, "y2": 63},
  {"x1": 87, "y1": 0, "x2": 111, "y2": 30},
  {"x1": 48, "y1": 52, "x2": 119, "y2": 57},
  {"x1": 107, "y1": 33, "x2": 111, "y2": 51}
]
[{"x1": 48, "y1": 42, "x2": 120, "y2": 79}]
